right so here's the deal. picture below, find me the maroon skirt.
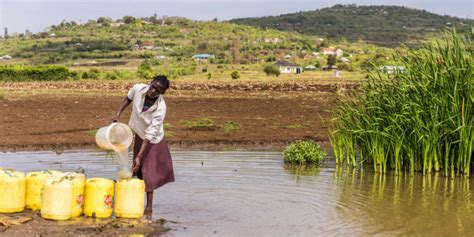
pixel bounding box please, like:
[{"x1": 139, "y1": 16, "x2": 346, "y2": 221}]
[{"x1": 133, "y1": 135, "x2": 175, "y2": 192}]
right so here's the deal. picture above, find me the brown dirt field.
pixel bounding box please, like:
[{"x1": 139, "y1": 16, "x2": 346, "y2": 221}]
[{"x1": 0, "y1": 81, "x2": 347, "y2": 152}]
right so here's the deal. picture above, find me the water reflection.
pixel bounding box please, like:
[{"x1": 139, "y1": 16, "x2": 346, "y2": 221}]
[
  {"x1": 283, "y1": 164, "x2": 321, "y2": 176},
  {"x1": 333, "y1": 165, "x2": 474, "y2": 236}
]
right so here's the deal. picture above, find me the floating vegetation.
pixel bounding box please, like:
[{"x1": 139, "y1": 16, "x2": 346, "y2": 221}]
[{"x1": 283, "y1": 140, "x2": 327, "y2": 165}]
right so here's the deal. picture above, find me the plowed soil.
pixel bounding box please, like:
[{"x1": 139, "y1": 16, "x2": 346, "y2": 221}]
[{"x1": 0, "y1": 81, "x2": 347, "y2": 152}]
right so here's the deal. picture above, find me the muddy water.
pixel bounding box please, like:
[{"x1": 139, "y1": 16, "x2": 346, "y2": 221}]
[
  {"x1": 111, "y1": 143, "x2": 132, "y2": 179},
  {"x1": 1, "y1": 150, "x2": 473, "y2": 236}
]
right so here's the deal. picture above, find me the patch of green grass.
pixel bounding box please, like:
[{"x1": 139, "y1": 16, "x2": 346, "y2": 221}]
[
  {"x1": 164, "y1": 123, "x2": 173, "y2": 129},
  {"x1": 166, "y1": 131, "x2": 174, "y2": 138},
  {"x1": 180, "y1": 118, "x2": 217, "y2": 131},
  {"x1": 85, "y1": 129, "x2": 98, "y2": 136},
  {"x1": 0, "y1": 94, "x2": 4, "y2": 101},
  {"x1": 283, "y1": 124, "x2": 307, "y2": 129},
  {"x1": 221, "y1": 121, "x2": 240, "y2": 133}
]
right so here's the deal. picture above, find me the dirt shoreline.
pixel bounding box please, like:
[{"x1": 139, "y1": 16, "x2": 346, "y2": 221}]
[{"x1": 0, "y1": 210, "x2": 167, "y2": 236}]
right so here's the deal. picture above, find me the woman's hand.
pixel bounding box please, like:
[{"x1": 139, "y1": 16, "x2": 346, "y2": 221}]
[
  {"x1": 111, "y1": 114, "x2": 120, "y2": 123},
  {"x1": 133, "y1": 139, "x2": 150, "y2": 173},
  {"x1": 112, "y1": 96, "x2": 132, "y2": 123},
  {"x1": 132, "y1": 157, "x2": 141, "y2": 172}
]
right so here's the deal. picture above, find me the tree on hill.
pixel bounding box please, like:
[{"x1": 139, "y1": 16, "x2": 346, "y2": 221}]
[
  {"x1": 263, "y1": 64, "x2": 280, "y2": 77},
  {"x1": 327, "y1": 55, "x2": 336, "y2": 67},
  {"x1": 123, "y1": 16, "x2": 137, "y2": 24}
]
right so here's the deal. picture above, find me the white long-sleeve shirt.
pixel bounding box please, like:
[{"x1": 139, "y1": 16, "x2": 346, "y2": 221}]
[{"x1": 127, "y1": 83, "x2": 167, "y2": 144}]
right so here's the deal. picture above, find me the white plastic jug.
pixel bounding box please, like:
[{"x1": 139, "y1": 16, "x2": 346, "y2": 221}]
[
  {"x1": 95, "y1": 122, "x2": 133, "y2": 151},
  {"x1": 95, "y1": 123, "x2": 134, "y2": 179}
]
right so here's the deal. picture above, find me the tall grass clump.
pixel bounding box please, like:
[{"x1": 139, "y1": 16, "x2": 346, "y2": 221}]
[{"x1": 330, "y1": 29, "x2": 473, "y2": 177}]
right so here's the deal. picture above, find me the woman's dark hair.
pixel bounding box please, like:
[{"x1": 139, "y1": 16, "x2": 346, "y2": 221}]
[{"x1": 152, "y1": 75, "x2": 170, "y2": 92}]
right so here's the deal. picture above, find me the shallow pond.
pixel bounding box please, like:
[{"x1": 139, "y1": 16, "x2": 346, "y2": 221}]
[{"x1": 1, "y1": 150, "x2": 473, "y2": 236}]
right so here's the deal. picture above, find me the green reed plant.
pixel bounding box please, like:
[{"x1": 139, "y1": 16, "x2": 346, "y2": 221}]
[{"x1": 330, "y1": 29, "x2": 473, "y2": 177}]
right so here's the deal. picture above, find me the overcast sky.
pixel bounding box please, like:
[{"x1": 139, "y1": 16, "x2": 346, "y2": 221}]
[{"x1": 1, "y1": 0, "x2": 473, "y2": 34}]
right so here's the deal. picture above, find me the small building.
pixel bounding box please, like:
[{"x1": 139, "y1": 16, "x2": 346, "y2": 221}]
[
  {"x1": 322, "y1": 65, "x2": 338, "y2": 71},
  {"x1": 322, "y1": 48, "x2": 343, "y2": 57},
  {"x1": 275, "y1": 61, "x2": 302, "y2": 74},
  {"x1": 379, "y1": 65, "x2": 405, "y2": 74},
  {"x1": 315, "y1": 38, "x2": 325, "y2": 48},
  {"x1": 304, "y1": 65, "x2": 317, "y2": 71},
  {"x1": 155, "y1": 55, "x2": 167, "y2": 60},
  {"x1": 339, "y1": 57, "x2": 351, "y2": 63},
  {"x1": 0, "y1": 55, "x2": 12, "y2": 60},
  {"x1": 139, "y1": 40, "x2": 155, "y2": 50},
  {"x1": 192, "y1": 54, "x2": 215, "y2": 61},
  {"x1": 110, "y1": 22, "x2": 125, "y2": 27},
  {"x1": 264, "y1": 38, "x2": 281, "y2": 44}
]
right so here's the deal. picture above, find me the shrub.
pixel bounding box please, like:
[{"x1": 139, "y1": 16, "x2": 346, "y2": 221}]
[
  {"x1": 206, "y1": 72, "x2": 212, "y2": 79},
  {"x1": 337, "y1": 62, "x2": 353, "y2": 71},
  {"x1": 230, "y1": 70, "x2": 240, "y2": 79},
  {"x1": 180, "y1": 118, "x2": 217, "y2": 131},
  {"x1": 265, "y1": 56, "x2": 277, "y2": 62},
  {"x1": 0, "y1": 65, "x2": 75, "y2": 81},
  {"x1": 82, "y1": 68, "x2": 101, "y2": 79},
  {"x1": 283, "y1": 140, "x2": 327, "y2": 165},
  {"x1": 137, "y1": 60, "x2": 153, "y2": 79},
  {"x1": 105, "y1": 70, "x2": 121, "y2": 80},
  {"x1": 263, "y1": 64, "x2": 280, "y2": 76}
]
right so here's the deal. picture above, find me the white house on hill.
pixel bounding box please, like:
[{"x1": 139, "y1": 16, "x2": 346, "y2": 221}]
[
  {"x1": 276, "y1": 61, "x2": 302, "y2": 74},
  {"x1": 192, "y1": 54, "x2": 215, "y2": 61},
  {"x1": 379, "y1": 65, "x2": 405, "y2": 74},
  {"x1": 322, "y1": 48, "x2": 343, "y2": 57}
]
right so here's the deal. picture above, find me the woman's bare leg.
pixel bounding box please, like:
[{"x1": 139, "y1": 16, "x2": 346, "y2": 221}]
[{"x1": 144, "y1": 191, "x2": 153, "y2": 215}]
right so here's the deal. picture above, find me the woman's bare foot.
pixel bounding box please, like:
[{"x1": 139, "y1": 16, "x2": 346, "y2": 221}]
[{"x1": 144, "y1": 206, "x2": 153, "y2": 216}]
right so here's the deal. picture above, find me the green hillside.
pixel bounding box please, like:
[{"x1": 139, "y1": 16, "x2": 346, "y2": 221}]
[
  {"x1": 230, "y1": 4, "x2": 473, "y2": 46},
  {"x1": 0, "y1": 17, "x2": 320, "y2": 65},
  {"x1": 0, "y1": 15, "x2": 399, "y2": 80}
]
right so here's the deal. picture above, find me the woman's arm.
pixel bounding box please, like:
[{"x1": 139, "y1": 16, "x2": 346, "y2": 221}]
[
  {"x1": 112, "y1": 96, "x2": 132, "y2": 122},
  {"x1": 132, "y1": 139, "x2": 150, "y2": 172}
]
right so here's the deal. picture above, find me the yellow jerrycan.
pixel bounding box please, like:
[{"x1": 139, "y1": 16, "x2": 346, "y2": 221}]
[
  {"x1": 26, "y1": 170, "x2": 63, "y2": 210},
  {"x1": 69, "y1": 172, "x2": 86, "y2": 218},
  {"x1": 41, "y1": 174, "x2": 74, "y2": 220},
  {"x1": 84, "y1": 178, "x2": 114, "y2": 218},
  {"x1": 0, "y1": 170, "x2": 26, "y2": 213},
  {"x1": 115, "y1": 179, "x2": 145, "y2": 218}
]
